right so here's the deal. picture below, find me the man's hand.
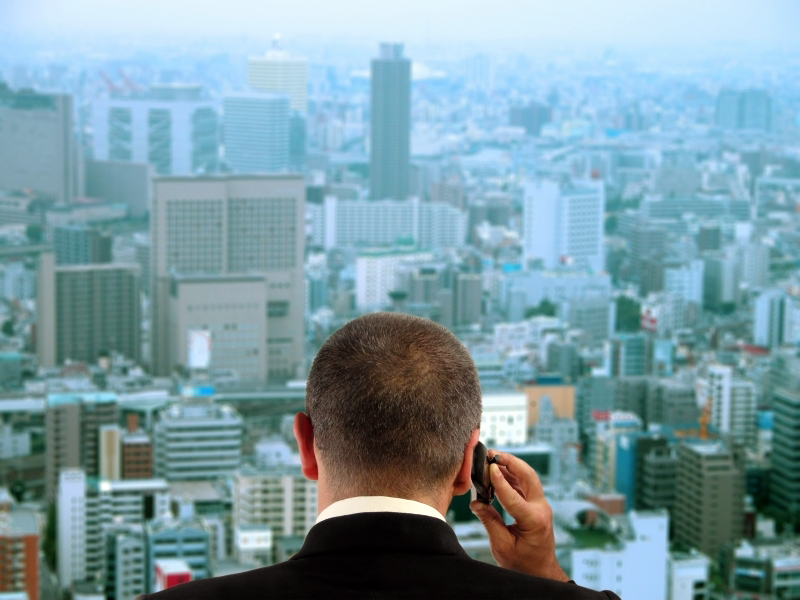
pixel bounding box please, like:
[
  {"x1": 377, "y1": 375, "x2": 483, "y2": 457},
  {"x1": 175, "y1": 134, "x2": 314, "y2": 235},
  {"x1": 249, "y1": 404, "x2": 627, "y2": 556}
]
[{"x1": 470, "y1": 450, "x2": 569, "y2": 582}]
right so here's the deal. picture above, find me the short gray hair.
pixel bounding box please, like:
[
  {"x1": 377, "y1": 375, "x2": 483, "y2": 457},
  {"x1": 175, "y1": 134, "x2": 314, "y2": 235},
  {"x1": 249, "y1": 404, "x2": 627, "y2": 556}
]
[{"x1": 305, "y1": 313, "x2": 482, "y2": 497}]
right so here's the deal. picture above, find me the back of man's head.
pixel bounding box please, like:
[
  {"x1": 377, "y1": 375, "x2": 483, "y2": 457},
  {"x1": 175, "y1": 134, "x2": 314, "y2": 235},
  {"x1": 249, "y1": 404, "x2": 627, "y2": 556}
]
[{"x1": 306, "y1": 312, "x2": 482, "y2": 499}]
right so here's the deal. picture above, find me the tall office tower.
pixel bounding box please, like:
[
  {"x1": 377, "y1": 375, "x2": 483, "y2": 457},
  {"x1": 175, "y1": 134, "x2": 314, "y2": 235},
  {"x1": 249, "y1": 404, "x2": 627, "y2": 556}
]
[
  {"x1": 146, "y1": 517, "x2": 211, "y2": 592},
  {"x1": 674, "y1": 440, "x2": 744, "y2": 557},
  {"x1": 740, "y1": 89, "x2": 772, "y2": 131},
  {"x1": 715, "y1": 89, "x2": 741, "y2": 129},
  {"x1": 92, "y1": 84, "x2": 218, "y2": 175},
  {"x1": 232, "y1": 465, "x2": 317, "y2": 542},
  {"x1": 605, "y1": 334, "x2": 649, "y2": 377},
  {"x1": 150, "y1": 175, "x2": 305, "y2": 380},
  {"x1": 153, "y1": 403, "x2": 243, "y2": 481},
  {"x1": 223, "y1": 93, "x2": 289, "y2": 173},
  {"x1": 754, "y1": 289, "x2": 785, "y2": 348},
  {"x1": 703, "y1": 252, "x2": 739, "y2": 311},
  {"x1": 770, "y1": 359, "x2": 800, "y2": 519},
  {"x1": 53, "y1": 224, "x2": 113, "y2": 265},
  {"x1": 57, "y1": 469, "x2": 87, "y2": 589},
  {"x1": 0, "y1": 501, "x2": 39, "y2": 600},
  {"x1": 370, "y1": 43, "x2": 411, "y2": 201},
  {"x1": 509, "y1": 101, "x2": 551, "y2": 136},
  {"x1": 628, "y1": 223, "x2": 667, "y2": 287},
  {"x1": 522, "y1": 179, "x2": 605, "y2": 272},
  {"x1": 696, "y1": 364, "x2": 757, "y2": 447},
  {"x1": 105, "y1": 524, "x2": 146, "y2": 600},
  {"x1": 644, "y1": 379, "x2": 699, "y2": 427},
  {"x1": 454, "y1": 273, "x2": 482, "y2": 326},
  {"x1": 0, "y1": 86, "x2": 79, "y2": 203},
  {"x1": 738, "y1": 242, "x2": 770, "y2": 289},
  {"x1": 591, "y1": 411, "x2": 642, "y2": 492},
  {"x1": 289, "y1": 112, "x2": 306, "y2": 171},
  {"x1": 37, "y1": 252, "x2": 141, "y2": 367},
  {"x1": 45, "y1": 393, "x2": 118, "y2": 501},
  {"x1": 715, "y1": 88, "x2": 771, "y2": 131},
  {"x1": 247, "y1": 36, "x2": 308, "y2": 114}
]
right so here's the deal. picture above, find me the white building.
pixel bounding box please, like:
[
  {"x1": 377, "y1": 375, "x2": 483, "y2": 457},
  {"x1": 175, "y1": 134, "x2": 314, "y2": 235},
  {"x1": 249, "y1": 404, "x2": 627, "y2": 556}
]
[
  {"x1": 522, "y1": 179, "x2": 605, "y2": 273},
  {"x1": 696, "y1": 364, "x2": 757, "y2": 447},
  {"x1": 92, "y1": 84, "x2": 218, "y2": 176},
  {"x1": 480, "y1": 391, "x2": 527, "y2": 446},
  {"x1": 783, "y1": 290, "x2": 800, "y2": 345},
  {"x1": 641, "y1": 292, "x2": 686, "y2": 337},
  {"x1": 0, "y1": 423, "x2": 30, "y2": 459},
  {"x1": 57, "y1": 469, "x2": 87, "y2": 589},
  {"x1": 232, "y1": 464, "x2": 317, "y2": 550},
  {"x1": 570, "y1": 510, "x2": 669, "y2": 600},
  {"x1": 667, "y1": 551, "x2": 710, "y2": 600},
  {"x1": 153, "y1": 402, "x2": 243, "y2": 481},
  {"x1": 223, "y1": 93, "x2": 289, "y2": 173},
  {"x1": 663, "y1": 260, "x2": 705, "y2": 306},
  {"x1": 738, "y1": 242, "x2": 770, "y2": 289},
  {"x1": 309, "y1": 196, "x2": 466, "y2": 251},
  {"x1": 355, "y1": 250, "x2": 434, "y2": 310},
  {"x1": 592, "y1": 411, "x2": 642, "y2": 492},
  {"x1": 248, "y1": 41, "x2": 308, "y2": 114},
  {"x1": 753, "y1": 289, "x2": 785, "y2": 348},
  {"x1": 58, "y1": 470, "x2": 171, "y2": 591}
]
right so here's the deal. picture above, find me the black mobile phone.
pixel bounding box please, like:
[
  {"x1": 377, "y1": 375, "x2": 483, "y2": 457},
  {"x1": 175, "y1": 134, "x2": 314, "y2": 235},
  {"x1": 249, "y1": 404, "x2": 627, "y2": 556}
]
[{"x1": 470, "y1": 441, "x2": 499, "y2": 504}]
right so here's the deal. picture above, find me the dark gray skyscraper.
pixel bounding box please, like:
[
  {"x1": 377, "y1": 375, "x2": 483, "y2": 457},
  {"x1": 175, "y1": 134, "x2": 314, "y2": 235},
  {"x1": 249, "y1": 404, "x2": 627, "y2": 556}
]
[{"x1": 370, "y1": 43, "x2": 411, "y2": 200}]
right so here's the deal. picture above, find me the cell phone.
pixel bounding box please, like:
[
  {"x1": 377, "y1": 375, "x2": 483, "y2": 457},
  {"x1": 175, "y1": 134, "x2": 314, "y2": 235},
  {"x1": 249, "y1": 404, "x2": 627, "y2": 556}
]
[{"x1": 470, "y1": 441, "x2": 499, "y2": 504}]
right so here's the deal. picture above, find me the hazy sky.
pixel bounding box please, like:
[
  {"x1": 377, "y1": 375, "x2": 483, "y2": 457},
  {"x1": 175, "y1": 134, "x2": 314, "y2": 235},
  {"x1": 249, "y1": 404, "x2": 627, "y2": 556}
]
[{"x1": 3, "y1": 0, "x2": 800, "y2": 48}]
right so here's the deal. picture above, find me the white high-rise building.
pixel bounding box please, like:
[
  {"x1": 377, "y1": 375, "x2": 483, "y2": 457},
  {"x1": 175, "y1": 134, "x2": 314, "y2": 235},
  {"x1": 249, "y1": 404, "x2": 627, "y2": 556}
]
[
  {"x1": 308, "y1": 196, "x2": 466, "y2": 251},
  {"x1": 696, "y1": 364, "x2": 757, "y2": 446},
  {"x1": 663, "y1": 260, "x2": 704, "y2": 306},
  {"x1": 232, "y1": 464, "x2": 317, "y2": 546},
  {"x1": 753, "y1": 289, "x2": 785, "y2": 348},
  {"x1": 92, "y1": 84, "x2": 218, "y2": 176},
  {"x1": 783, "y1": 291, "x2": 800, "y2": 345},
  {"x1": 153, "y1": 403, "x2": 243, "y2": 481},
  {"x1": 57, "y1": 469, "x2": 87, "y2": 589},
  {"x1": 248, "y1": 37, "x2": 308, "y2": 114},
  {"x1": 355, "y1": 250, "x2": 434, "y2": 310},
  {"x1": 150, "y1": 175, "x2": 305, "y2": 380},
  {"x1": 223, "y1": 93, "x2": 289, "y2": 173},
  {"x1": 570, "y1": 510, "x2": 669, "y2": 600},
  {"x1": 522, "y1": 179, "x2": 605, "y2": 272},
  {"x1": 479, "y1": 391, "x2": 528, "y2": 446}
]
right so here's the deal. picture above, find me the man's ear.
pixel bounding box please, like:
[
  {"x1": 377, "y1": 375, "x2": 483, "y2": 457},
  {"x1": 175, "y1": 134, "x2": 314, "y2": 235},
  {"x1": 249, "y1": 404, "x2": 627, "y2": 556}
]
[
  {"x1": 452, "y1": 428, "x2": 481, "y2": 497},
  {"x1": 293, "y1": 412, "x2": 319, "y2": 480}
]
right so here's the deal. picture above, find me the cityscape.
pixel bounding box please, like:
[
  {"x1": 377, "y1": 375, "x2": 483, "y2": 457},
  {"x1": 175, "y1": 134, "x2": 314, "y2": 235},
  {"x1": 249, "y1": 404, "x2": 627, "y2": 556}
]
[{"x1": 1, "y1": 1, "x2": 800, "y2": 598}]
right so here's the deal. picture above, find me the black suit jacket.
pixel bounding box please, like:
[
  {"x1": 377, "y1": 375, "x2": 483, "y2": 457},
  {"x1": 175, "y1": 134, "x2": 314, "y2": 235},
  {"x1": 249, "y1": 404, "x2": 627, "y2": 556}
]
[{"x1": 142, "y1": 513, "x2": 621, "y2": 599}]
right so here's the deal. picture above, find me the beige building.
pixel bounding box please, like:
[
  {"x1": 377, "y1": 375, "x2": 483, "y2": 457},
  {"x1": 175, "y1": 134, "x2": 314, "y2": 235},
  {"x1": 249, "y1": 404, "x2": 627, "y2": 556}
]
[
  {"x1": 37, "y1": 252, "x2": 141, "y2": 367},
  {"x1": 150, "y1": 175, "x2": 305, "y2": 381},
  {"x1": 45, "y1": 392, "x2": 118, "y2": 501},
  {"x1": 168, "y1": 274, "x2": 269, "y2": 381},
  {"x1": 0, "y1": 89, "x2": 79, "y2": 204},
  {"x1": 524, "y1": 384, "x2": 575, "y2": 427},
  {"x1": 247, "y1": 40, "x2": 308, "y2": 113}
]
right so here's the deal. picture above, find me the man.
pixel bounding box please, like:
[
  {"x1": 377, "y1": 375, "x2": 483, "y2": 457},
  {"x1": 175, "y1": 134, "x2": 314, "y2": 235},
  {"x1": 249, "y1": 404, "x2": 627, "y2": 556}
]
[{"x1": 144, "y1": 313, "x2": 620, "y2": 599}]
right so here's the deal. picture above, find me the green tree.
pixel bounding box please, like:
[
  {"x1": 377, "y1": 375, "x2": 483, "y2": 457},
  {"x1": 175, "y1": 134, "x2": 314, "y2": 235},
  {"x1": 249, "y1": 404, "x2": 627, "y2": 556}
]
[
  {"x1": 525, "y1": 298, "x2": 557, "y2": 319},
  {"x1": 25, "y1": 224, "x2": 42, "y2": 244},
  {"x1": 1, "y1": 319, "x2": 14, "y2": 337},
  {"x1": 43, "y1": 503, "x2": 56, "y2": 571},
  {"x1": 615, "y1": 296, "x2": 641, "y2": 332}
]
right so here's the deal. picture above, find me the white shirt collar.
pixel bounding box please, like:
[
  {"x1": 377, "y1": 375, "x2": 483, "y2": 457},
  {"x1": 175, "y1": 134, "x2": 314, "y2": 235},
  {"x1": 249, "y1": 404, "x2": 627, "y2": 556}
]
[{"x1": 316, "y1": 496, "x2": 446, "y2": 524}]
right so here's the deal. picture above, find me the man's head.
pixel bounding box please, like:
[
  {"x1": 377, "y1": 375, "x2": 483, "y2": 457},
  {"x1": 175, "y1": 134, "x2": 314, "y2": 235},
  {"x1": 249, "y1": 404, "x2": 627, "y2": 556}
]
[{"x1": 302, "y1": 312, "x2": 482, "y2": 500}]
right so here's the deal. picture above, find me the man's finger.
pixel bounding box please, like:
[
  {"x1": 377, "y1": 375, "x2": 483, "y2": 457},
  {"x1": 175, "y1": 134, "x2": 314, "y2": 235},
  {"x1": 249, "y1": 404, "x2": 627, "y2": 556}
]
[
  {"x1": 470, "y1": 499, "x2": 509, "y2": 543},
  {"x1": 491, "y1": 451, "x2": 544, "y2": 500},
  {"x1": 489, "y1": 462, "x2": 527, "y2": 518}
]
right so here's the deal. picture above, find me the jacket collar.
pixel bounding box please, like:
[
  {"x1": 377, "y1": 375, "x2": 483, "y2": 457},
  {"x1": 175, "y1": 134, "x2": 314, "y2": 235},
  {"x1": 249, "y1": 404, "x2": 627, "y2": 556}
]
[{"x1": 291, "y1": 512, "x2": 468, "y2": 560}]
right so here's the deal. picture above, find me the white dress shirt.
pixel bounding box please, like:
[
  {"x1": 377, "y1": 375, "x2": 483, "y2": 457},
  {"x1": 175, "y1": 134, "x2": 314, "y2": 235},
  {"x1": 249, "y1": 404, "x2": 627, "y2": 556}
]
[{"x1": 316, "y1": 496, "x2": 446, "y2": 524}]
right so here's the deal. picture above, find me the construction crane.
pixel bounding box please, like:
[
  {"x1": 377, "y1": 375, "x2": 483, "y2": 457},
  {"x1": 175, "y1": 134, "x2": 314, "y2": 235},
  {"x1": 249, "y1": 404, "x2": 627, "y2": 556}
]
[
  {"x1": 98, "y1": 69, "x2": 122, "y2": 94},
  {"x1": 118, "y1": 68, "x2": 142, "y2": 92},
  {"x1": 700, "y1": 395, "x2": 713, "y2": 440}
]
